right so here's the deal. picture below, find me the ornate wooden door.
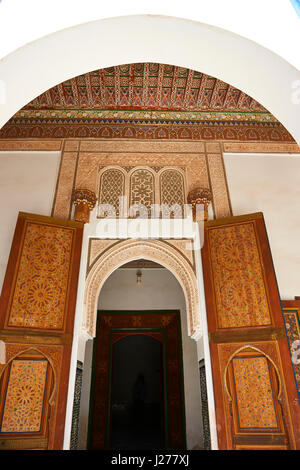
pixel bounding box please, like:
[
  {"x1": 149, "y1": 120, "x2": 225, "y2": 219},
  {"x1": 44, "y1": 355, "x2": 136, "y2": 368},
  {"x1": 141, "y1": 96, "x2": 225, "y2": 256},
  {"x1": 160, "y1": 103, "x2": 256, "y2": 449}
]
[
  {"x1": 201, "y1": 212, "x2": 300, "y2": 450},
  {"x1": 89, "y1": 311, "x2": 186, "y2": 450},
  {"x1": 0, "y1": 212, "x2": 83, "y2": 450},
  {"x1": 282, "y1": 299, "x2": 300, "y2": 408}
]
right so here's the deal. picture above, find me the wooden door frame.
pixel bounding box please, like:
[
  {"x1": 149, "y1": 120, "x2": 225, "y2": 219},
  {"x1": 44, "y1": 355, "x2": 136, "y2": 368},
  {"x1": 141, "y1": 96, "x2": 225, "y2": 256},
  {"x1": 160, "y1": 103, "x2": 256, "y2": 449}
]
[
  {"x1": 201, "y1": 212, "x2": 300, "y2": 449},
  {"x1": 87, "y1": 310, "x2": 187, "y2": 450},
  {"x1": 281, "y1": 299, "x2": 300, "y2": 406}
]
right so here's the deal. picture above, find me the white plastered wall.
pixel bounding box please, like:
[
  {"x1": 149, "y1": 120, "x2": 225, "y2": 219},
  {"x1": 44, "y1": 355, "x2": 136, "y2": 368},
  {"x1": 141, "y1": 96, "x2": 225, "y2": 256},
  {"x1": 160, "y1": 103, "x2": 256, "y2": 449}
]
[
  {"x1": 224, "y1": 153, "x2": 300, "y2": 299},
  {"x1": 0, "y1": 151, "x2": 61, "y2": 291},
  {"x1": 1, "y1": 1, "x2": 299, "y2": 69}
]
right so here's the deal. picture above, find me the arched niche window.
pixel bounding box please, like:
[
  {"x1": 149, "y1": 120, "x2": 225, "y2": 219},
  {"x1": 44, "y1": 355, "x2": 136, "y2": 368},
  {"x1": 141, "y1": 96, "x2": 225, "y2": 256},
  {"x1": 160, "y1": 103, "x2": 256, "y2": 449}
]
[
  {"x1": 160, "y1": 169, "x2": 185, "y2": 218},
  {"x1": 129, "y1": 168, "x2": 155, "y2": 217},
  {"x1": 98, "y1": 168, "x2": 125, "y2": 217}
]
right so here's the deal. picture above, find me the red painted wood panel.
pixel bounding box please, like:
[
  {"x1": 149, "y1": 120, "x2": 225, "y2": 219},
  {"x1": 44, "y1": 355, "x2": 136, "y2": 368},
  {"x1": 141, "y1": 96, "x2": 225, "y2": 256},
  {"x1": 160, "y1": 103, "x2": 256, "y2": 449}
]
[
  {"x1": 0, "y1": 212, "x2": 83, "y2": 450},
  {"x1": 202, "y1": 212, "x2": 300, "y2": 449}
]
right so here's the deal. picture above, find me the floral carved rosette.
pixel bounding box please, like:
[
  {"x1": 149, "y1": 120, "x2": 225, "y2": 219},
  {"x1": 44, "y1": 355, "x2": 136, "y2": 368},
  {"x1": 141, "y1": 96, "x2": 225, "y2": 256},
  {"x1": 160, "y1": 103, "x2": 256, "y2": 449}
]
[
  {"x1": 209, "y1": 223, "x2": 271, "y2": 328},
  {"x1": 7, "y1": 222, "x2": 73, "y2": 330},
  {"x1": 72, "y1": 189, "x2": 97, "y2": 223},
  {"x1": 0, "y1": 359, "x2": 49, "y2": 433},
  {"x1": 187, "y1": 187, "x2": 212, "y2": 221},
  {"x1": 231, "y1": 356, "x2": 278, "y2": 429}
]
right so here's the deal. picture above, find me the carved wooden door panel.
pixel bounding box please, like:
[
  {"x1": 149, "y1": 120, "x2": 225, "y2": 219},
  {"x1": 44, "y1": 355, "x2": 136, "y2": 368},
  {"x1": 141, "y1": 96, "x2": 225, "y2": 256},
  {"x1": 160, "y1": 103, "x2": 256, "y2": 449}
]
[
  {"x1": 282, "y1": 299, "x2": 300, "y2": 408},
  {"x1": 0, "y1": 212, "x2": 83, "y2": 450},
  {"x1": 201, "y1": 212, "x2": 300, "y2": 450},
  {"x1": 89, "y1": 311, "x2": 186, "y2": 450}
]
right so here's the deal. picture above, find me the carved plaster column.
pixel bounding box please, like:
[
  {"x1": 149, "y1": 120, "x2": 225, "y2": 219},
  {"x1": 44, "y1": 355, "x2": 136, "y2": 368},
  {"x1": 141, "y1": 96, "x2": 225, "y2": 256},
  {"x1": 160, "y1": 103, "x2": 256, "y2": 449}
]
[
  {"x1": 205, "y1": 142, "x2": 232, "y2": 219},
  {"x1": 72, "y1": 189, "x2": 97, "y2": 223},
  {"x1": 187, "y1": 187, "x2": 212, "y2": 222}
]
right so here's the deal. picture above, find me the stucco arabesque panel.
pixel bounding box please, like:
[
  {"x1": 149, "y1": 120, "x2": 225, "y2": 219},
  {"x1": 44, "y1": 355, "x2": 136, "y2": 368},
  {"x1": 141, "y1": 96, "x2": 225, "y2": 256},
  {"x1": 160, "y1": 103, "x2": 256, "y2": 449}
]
[
  {"x1": 75, "y1": 152, "x2": 209, "y2": 195},
  {"x1": 87, "y1": 238, "x2": 196, "y2": 274},
  {"x1": 51, "y1": 140, "x2": 234, "y2": 221}
]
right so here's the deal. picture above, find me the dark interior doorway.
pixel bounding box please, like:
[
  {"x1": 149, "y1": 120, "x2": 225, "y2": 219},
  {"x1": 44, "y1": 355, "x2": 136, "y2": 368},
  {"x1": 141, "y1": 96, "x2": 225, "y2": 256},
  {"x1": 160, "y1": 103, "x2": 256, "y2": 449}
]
[
  {"x1": 89, "y1": 311, "x2": 186, "y2": 450},
  {"x1": 110, "y1": 334, "x2": 164, "y2": 450}
]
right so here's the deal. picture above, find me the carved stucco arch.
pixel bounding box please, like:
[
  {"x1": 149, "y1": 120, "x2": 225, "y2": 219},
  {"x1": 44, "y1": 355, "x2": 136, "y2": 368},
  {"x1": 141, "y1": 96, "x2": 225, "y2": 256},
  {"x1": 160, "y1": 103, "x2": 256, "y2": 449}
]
[{"x1": 83, "y1": 239, "x2": 201, "y2": 339}]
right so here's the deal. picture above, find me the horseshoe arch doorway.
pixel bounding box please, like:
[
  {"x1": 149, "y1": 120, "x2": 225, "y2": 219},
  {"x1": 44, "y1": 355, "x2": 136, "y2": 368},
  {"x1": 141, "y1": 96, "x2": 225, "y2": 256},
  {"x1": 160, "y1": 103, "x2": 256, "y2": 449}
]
[{"x1": 84, "y1": 261, "x2": 203, "y2": 450}]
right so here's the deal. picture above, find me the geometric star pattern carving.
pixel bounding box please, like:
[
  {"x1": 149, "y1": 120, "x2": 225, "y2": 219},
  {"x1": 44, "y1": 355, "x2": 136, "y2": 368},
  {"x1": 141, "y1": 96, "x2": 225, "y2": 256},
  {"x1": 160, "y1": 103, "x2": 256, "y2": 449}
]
[
  {"x1": 7, "y1": 222, "x2": 73, "y2": 330},
  {"x1": 1, "y1": 63, "x2": 294, "y2": 142},
  {"x1": 1, "y1": 359, "x2": 48, "y2": 433}
]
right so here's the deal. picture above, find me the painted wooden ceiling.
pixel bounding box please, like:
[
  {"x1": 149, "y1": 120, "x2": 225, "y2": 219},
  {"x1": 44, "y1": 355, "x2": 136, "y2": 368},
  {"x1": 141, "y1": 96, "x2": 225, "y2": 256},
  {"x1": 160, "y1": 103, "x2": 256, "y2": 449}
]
[
  {"x1": 24, "y1": 63, "x2": 267, "y2": 114},
  {"x1": 1, "y1": 63, "x2": 295, "y2": 142}
]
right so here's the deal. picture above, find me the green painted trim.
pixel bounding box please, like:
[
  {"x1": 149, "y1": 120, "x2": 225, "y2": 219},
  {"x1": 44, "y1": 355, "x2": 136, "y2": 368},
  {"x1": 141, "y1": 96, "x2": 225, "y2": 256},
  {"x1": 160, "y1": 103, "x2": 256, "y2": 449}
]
[
  {"x1": 162, "y1": 327, "x2": 169, "y2": 448},
  {"x1": 105, "y1": 329, "x2": 114, "y2": 448},
  {"x1": 20, "y1": 107, "x2": 270, "y2": 114},
  {"x1": 17, "y1": 108, "x2": 277, "y2": 125},
  {"x1": 177, "y1": 311, "x2": 187, "y2": 449},
  {"x1": 86, "y1": 337, "x2": 97, "y2": 450},
  {"x1": 20, "y1": 108, "x2": 273, "y2": 116},
  {"x1": 112, "y1": 327, "x2": 164, "y2": 331},
  {"x1": 99, "y1": 309, "x2": 179, "y2": 314}
]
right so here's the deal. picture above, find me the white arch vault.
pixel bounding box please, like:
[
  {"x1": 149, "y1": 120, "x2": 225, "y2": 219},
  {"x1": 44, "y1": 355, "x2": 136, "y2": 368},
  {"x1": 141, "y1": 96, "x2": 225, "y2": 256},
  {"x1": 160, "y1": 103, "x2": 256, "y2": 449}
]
[
  {"x1": 0, "y1": 15, "x2": 299, "y2": 143},
  {"x1": 83, "y1": 239, "x2": 201, "y2": 339}
]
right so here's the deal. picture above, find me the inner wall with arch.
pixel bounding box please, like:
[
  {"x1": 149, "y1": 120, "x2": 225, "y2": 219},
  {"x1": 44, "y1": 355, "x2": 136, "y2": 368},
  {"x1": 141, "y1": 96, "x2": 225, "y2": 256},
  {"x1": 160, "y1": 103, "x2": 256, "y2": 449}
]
[
  {"x1": 0, "y1": 12, "x2": 299, "y2": 451},
  {"x1": 78, "y1": 263, "x2": 204, "y2": 450},
  {"x1": 0, "y1": 16, "x2": 299, "y2": 142}
]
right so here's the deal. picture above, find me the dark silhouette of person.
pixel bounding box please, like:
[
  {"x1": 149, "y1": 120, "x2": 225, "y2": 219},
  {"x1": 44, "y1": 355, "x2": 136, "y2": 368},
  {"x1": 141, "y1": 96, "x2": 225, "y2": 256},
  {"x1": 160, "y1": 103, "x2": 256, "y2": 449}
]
[{"x1": 132, "y1": 373, "x2": 147, "y2": 429}]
